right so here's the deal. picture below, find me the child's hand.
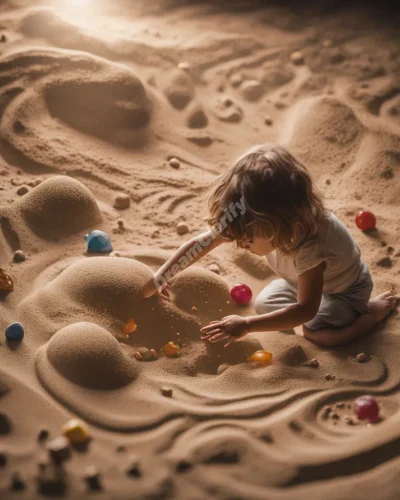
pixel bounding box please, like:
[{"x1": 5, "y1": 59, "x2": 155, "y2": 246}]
[
  {"x1": 200, "y1": 315, "x2": 250, "y2": 348},
  {"x1": 142, "y1": 277, "x2": 170, "y2": 300}
]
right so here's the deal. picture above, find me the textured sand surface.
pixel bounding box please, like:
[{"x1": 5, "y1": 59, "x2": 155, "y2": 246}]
[{"x1": 0, "y1": 1, "x2": 400, "y2": 499}]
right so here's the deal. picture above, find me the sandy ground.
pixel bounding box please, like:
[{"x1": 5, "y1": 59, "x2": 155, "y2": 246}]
[{"x1": 0, "y1": 0, "x2": 400, "y2": 498}]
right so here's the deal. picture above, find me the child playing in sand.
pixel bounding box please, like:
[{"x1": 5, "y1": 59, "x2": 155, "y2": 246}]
[{"x1": 142, "y1": 143, "x2": 397, "y2": 348}]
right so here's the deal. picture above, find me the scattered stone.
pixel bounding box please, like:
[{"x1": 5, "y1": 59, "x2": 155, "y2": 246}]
[
  {"x1": 177, "y1": 62, "x2": 190, "y2": 71},
  {"x1": 191, "y1": 306, "x2": 197, "y2": 312},
  {"x1": 274, "y1": 100, "x2": 287, "y2": 109},
  {"x1": 47, "y1": 436, "x2": 71, "y2": 464},
  {"x1": 161, "y1": 387, "x2": 173, "y2": 398},
  {"x1": 387, "y1": 246, "x2": 395, "y2": 254},
  {"x1": 28, "y1": 178, "x2": 43, "y2": 187},
  {"x1": 126, "y1": 455, "x2": 141, "y2": 478},
  {"x1": 330, "y1": 412, "x2": 340, "y2": 420},
  {"x1": 0, "y1": 268, "x2": 13, "y2": 291},
  {"x1": 13, "y1": 250, "x2": 25, "y2": 263},
  {"x1": 344, "y1": 416, "x2": 354, "y2": 425},
  {"x1": 10, "y1": 472, "x2": 25, "y2": 491},
  {"x1": 377, "y1": 256, "x2": 392, "y2": 268},
  {"x1": 134, "y1": 347, "x2": 158, "y2": 361},
  {"x1": 113, "y1": 193, "x2": 130, "y2": 210},
  {"x1": 321, "y1": 407, "x2": 332, "y2": 419},
  {"x1": 169, "y1": 157, "x2": 180, "y2": 169},
  {"x1": 116, "y1": 445, "x2": 126, "y2": 452},
  {"x1": 117, "y1": 220, "x2": 124, "y2": 230},
  {"x1": 0, "y1": 452, "x2": 7, "y2": 467},
  {"x1": 85, "y1": 230, "x2": 113, "y2": 253},
  {"x1": 325, "y1": 374, "x2": 335, "y2": 381},
  {"x1": 207, "y1": 263, "x2": 220, "y2": 274},
  {"x1": 322, "y1": 39, "x2": 334, "y2": 48},
  {"x1": 264, "y1": 117, "x2": 273, "y2": 126},
  {"x1": 17, "y1": 185, "x2": 29, "y2": 196},
  {"x1": 176, "y1": 222, "x2": 189, "y2": 235},
  {"x1": 240, "y1": 80, "x2": 264, "y2": 101},
  {"x1": 229, "y1": 73, "x2": 244, "y2": 88},
  {"x1": 0, "y1": 34, "x2": 7, "y2": 43},
  {"x1": 38, "y1": 429, "x2": 49, "y2": 442},
  {"x1": 5, "y1": 322, "x2": 24, "y2": 342},
  {"x1": 304, "y1": 358, "x2": 319, "y2": 368},
  {"x1": 176, "y1": 459, "x2": 193, "y2": 473},
  {"x1": 335, "y1": 402, "x2": 345, "y2": 409},
  {"x1": 356, "y1": 352, "x2": 369, "y2": 363},
  {"x1": 217, "y1": 363, "x2": 229, "y2": 375},
  {"x1": 83, "y1": 465, "x2": 102, "y2": 491},
  {"x1": 222, "y1": 97, "x2": 233, "y2": 107},
  {"x1": 290, "y1": 51, "x2": 304, "y2": 65},
  {"x1": 379, "y1": 166, "x2": 394, "y2": 179},
  {"x1": 163, "y1": 68, "x2": 195, "y2": 110},
  {"x1": 37, "y1": 455, "x2": 50, "y2": 471},
  {"x1": 325, "y1": 178, "x2": 331, "y2": 185},
  {"x1": 185, "y1": 102, "x2": 208, "y2": 129},
  {"x1": 62, "y1": 419, "x2": 90, "y2": 445}
]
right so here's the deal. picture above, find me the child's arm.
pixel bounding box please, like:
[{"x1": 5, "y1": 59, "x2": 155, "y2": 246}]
[{"x1": 142, "y1": 229, "x2": 226, "y2": 298}]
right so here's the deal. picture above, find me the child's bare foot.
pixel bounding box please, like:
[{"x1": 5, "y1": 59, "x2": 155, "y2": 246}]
[{"x1": 367, "y1": 288, "x2": 397, "y2": 325}]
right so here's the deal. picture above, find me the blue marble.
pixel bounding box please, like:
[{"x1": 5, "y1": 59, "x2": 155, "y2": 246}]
[
  {"x1": 5, "y1": 322, "x2": 24, "y2": 341},
  {"x1": 84, "y1": 230, "x2": 113, "y2": 253}
]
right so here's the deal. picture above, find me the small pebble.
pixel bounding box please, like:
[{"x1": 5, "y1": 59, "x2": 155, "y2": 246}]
[
  {"x1": 290, "y1": 51, "x2": 304, "y2": 65},
  {"x1": 325, "y1": 374, "x2": 334, "y2": 381},
  {"x1": 207, "y1": 263, "x2": 220, "y2": 274},
  {"x1": 330, "y1": 412, "x2": 340, "y2": 420},
  {"x1": 16, "y1": 185, "x2": 29, "y2": 196},
  {"x1": 335, "y1": 402, "x2": 345, "y2": 409},
  {"x1": 176, "y1": 222, "x2": 189, "y2": 235},
  {"x1": 10, "y1": 472, "x2": 25, "y2": 491},
  {"x1": 356, "y1": 352, "x2": 369, "y2": 363},
  {"x1": 116, "y1": 445, "x2": 126, "y2": 453},
  {"x1": 117, "y1": 219, "x2": 124, "y2": 229},
  {"x1": 113, "y1": 193, "x2": 130, "y2": 210},
  {"x1": 325, "y1": 178, "x2": 331, "y2": 185},
  {"x1": 344, "y1": 416, "x2": 354, "y2": 425},
  {"x1": 27, "y1": 178, "x2": 42, "y2": 187},
  {"x1": 0, "y1": 452, "x2": 7, "y2": 467},
  {"x1": 321, "y1": 407, "x2": 332, "y2": 419},
  {"x1": 47, "y1": 436, "x2": 71, "y2": 464},
  {"x1": 322, "y1": 39, "x2": 333, "y2": 48},
  {"x1": 0, "y1": 34, "x2": 7, "y2": 43},
  {"x1": 0, "y1": 268, "x2": 13, "y2": 291},
  {"x1": 177, "y1": 62, "x2": 190, "y2": 71},
  {"x1": 306, "y1": 358, "x2": 319, "y2": 368},
  {"x1": 5, "y1": 322, "x2": 24, "y2": 342},
  {"x1": 223, "y1": 97, "x2": 233, "y2": 107},
  {"x1": 229, "y1": 73, "x2": 244, "y2": 88},
  {"x1": 38, "y1": 429, "x2": 49, "y2": 442},
  {"x1": 264, "y1": 117, "x2": 273, "y2": 126},
  {"x1": 83, "y1": 465, "x2": 102, "y2": 491},
  {"x1": 240, "y1": 80, "x2": 264, "y2": 101},
  {"x1": 13, "y1": 250, "x2": 25, "y2": 263},
  {"x1": 161, "y1": 387, "x2": 173, "y2": 398},
  {"x1": 37, "y1": 455, "x2": 50, "y2": 471},
  {"x1": 191, "y1": 306, "x2": 197, "y2": 312},
  {"x1": 62, "y1": 418, "x2": 90, "y2": 444},
  {"x1": 169, "y1": 157, "x2": 180, "y2": 169},
  {"x1": 126, "y1": 455, "x2": 141, "y2": 478}
]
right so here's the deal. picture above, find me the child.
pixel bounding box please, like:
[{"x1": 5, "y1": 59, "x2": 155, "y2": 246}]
[{"x1": 142, "y1": 143, "x2": 397, "y2": 348}]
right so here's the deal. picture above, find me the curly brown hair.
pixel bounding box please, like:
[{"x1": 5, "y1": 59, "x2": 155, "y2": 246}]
[{"x1": 204, "y1": 143, "x2": 329, "y2": 255}]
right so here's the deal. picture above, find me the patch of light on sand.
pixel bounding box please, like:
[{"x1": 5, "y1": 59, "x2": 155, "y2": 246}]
[{"x1": 51, "y1": 0, "x2": 107, "y2": 28}]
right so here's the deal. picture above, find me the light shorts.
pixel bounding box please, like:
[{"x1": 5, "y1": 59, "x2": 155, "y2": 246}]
[{"x1": 254, "y1": 260, "x2": 373, "y2": 330}]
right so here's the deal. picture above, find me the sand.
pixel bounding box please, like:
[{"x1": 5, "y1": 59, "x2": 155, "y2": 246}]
[{"x1": 0, "y1": 0, "x2": 400, "y2": 499}]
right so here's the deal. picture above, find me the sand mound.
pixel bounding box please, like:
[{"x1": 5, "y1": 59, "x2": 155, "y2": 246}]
[
  {"x1": 18, "y1": 176, "x2": 101, "y2": 239},
  {"x1": 45, "y1": 70, "x2": 151, "y2": 140},
  {"x1": 46, "y1": 257, "x2": 153, "y2": 318},
  {"x1": 283, "y1": 96, "x2": 364, "y2": 177},
  {"x1": 171, "y1": 266, "x2": 233, "y2": 318},
  {"x1": 44, "y1": 322, "x2": 137, "y2": 389}
]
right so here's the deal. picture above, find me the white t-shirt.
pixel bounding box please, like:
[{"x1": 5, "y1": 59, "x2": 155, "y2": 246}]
[{"x1": 265, "y1": 210, "x2": 364, "y2": 294}]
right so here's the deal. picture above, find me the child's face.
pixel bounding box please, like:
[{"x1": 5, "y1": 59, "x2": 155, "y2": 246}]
[{"x1": 238, "y1": 235, "x2": 275, "y2": 256}]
